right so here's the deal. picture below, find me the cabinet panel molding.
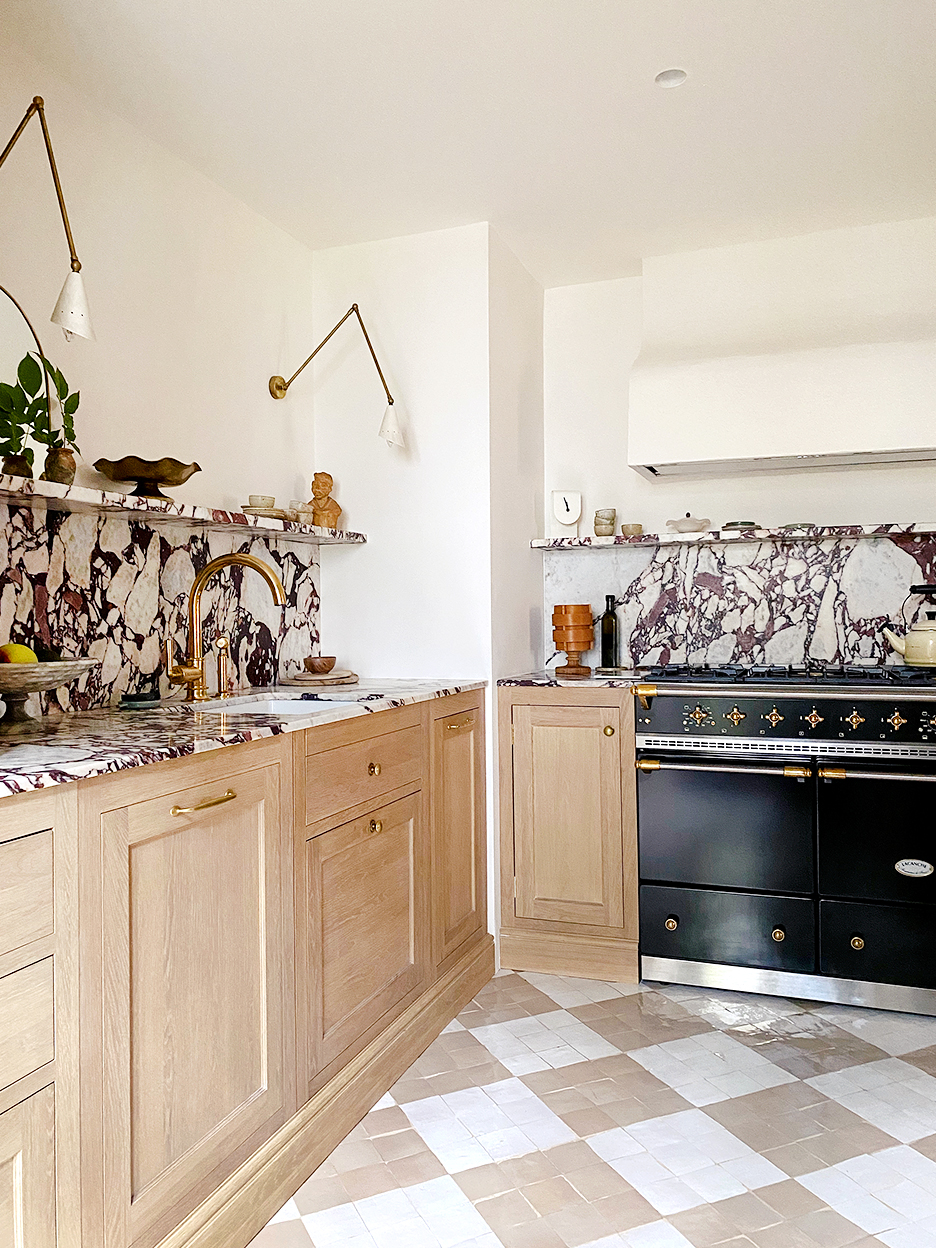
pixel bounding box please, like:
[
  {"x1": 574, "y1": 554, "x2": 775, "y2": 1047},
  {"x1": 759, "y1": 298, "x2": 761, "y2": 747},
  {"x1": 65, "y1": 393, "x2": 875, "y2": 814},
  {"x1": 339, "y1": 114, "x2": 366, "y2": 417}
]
[{"x1": 0, "y1": 1085, "x2": 55, "y2": 1248}]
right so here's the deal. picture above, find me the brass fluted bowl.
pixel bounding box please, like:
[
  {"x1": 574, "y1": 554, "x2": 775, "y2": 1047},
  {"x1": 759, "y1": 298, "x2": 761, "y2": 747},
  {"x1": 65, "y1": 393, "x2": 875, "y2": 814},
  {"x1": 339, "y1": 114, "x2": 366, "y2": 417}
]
[{"x1": 94, "y1": 456, "x2": 201, "y2": 499}]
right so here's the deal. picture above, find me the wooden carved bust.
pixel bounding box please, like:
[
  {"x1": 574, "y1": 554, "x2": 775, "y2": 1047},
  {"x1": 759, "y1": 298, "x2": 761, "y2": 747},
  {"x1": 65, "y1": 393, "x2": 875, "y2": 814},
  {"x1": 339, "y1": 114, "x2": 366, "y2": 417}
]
[{"x1": 309, "y1": 472, "x2": 342, "y2": 529}]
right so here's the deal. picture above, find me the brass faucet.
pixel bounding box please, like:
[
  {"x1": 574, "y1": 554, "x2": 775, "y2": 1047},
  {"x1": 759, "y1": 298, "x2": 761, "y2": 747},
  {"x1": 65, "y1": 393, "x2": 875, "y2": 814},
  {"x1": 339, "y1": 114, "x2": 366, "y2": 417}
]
[{"x1": 166, "y1": 553, "x2": 287, "y2": 702}]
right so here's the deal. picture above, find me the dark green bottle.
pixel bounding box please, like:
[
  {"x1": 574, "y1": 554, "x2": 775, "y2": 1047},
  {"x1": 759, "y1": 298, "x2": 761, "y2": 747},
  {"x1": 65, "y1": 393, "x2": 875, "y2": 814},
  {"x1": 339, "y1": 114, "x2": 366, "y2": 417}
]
[{"x1": 600, "y1": 595, "x2": 618, "y2": 668}]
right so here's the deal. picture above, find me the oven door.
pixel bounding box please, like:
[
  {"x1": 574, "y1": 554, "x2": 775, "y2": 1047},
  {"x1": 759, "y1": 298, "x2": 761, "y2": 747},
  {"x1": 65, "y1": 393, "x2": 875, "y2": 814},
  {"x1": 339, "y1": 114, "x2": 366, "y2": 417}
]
[
  {"x1": 818, "y1": 759, "x2": 936, "y2": 905},
  {"x1": 637, "y1": 753, "x2": 814, "y2": 893}
]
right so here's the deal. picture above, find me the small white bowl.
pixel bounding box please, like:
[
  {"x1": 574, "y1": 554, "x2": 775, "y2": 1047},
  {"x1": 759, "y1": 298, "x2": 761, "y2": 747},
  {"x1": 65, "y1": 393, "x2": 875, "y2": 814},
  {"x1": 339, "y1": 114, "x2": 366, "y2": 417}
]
[{"x1": 249, "y1": 494, "x2": 275, "y2": 508}]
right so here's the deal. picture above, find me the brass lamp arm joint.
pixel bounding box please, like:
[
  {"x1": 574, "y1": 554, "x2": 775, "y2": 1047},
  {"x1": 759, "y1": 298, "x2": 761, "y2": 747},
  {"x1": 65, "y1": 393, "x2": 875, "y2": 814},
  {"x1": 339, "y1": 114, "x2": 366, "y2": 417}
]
[
  {"x1": 271, "y1": 303, "x2": 394, "y2": 403},
  {"x1": 0, "y1": 97, "x2": 82, "y2": 272}
]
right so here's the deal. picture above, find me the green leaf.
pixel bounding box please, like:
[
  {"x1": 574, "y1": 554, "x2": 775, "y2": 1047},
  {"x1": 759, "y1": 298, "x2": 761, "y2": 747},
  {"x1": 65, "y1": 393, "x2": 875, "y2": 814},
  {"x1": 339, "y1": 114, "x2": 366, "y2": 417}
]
[
  {"x1": 54, "y1": 368, "x2": 68, "y2": 402},
  {"x1": 17, "y1": 354, "x2": 42, "y2": 398},
  {"x1": 63, "y1": 392, "x2": 79, "y2": 416}
]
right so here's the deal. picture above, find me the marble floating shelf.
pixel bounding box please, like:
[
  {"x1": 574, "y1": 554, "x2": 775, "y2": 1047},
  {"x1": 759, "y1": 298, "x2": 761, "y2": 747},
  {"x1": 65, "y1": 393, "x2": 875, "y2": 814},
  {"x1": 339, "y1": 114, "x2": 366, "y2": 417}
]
[
  {"x1": 0, "y1": 475, "x2": 367, "y2": 546},
  {"x1": 532, "y1": 523, "x2": 936, "y2": 550}
]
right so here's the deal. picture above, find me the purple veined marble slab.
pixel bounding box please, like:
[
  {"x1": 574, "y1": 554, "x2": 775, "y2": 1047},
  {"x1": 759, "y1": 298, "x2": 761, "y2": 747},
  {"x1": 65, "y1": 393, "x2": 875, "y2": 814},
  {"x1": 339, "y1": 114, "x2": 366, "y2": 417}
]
[
  {"x1": 0, "y1": 475, "x2": 367, "y2": 546},
  {"x1": 0, "y1": 680, "x2": 486, "y2": 797},
  {"x1": 497, "y1": 671, "x2": 638, "y2": 688},
  {"x1": 532, "y1": 522, "x2": 936, "y2": 549}
]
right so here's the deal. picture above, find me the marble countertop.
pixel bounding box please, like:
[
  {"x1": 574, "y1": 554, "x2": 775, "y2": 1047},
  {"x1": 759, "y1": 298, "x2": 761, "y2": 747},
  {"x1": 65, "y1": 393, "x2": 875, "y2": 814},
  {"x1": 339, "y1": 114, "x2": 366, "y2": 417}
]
[
  {"x1": 0, "y1": 679, "x2": 485, "y2": 798},
  {"x1": 498, "y1": 670, "x2": 639, "y2": 688}
]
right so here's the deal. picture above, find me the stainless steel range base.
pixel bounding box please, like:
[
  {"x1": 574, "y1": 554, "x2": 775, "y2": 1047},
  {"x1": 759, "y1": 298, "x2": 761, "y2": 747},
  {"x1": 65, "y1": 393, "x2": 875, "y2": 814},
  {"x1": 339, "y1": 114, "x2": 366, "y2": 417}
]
[{"x1": 642, "y1": 955, "x2": 936, "y2": 1017}]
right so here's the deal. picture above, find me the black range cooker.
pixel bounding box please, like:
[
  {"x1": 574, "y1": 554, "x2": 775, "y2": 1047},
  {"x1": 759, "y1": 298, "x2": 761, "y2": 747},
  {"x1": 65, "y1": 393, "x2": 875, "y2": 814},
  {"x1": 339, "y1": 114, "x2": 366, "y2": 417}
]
[{"x1": 634, "y1": 662, "x2": 936, "y2": 1014}]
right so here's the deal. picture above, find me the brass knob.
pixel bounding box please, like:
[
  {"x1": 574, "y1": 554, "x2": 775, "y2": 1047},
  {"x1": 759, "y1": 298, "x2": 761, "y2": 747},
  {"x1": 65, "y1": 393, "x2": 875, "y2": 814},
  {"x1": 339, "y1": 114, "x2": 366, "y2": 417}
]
[
  {"x1": 772, "y1": 927, "x2": 785, "y2": 942},
  {"x1": 851, "y1": 935, "x2": 865, "y2": 951},
  {"x1": 604, "y1": 725, "x2": 615, "y2": 736},
  {"x1": 368, "y1": 762, "x2": 381, "y2": 776},
  {"x1": 369, "y1": 819, "x2": 383, "y2": 834},
  {"x1": 665, "y1": 917, "x2": 678, "y2": 931}
]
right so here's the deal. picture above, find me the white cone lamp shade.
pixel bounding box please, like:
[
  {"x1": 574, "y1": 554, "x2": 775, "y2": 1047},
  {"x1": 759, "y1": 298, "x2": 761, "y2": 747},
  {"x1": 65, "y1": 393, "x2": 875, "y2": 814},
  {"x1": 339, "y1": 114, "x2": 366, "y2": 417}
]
[
  {"x1": 378, "y1": 402, "x2": 405, "y2": 448},
  {"x1": 51, "y1": 270, "x2": 95, "y2": 341}
]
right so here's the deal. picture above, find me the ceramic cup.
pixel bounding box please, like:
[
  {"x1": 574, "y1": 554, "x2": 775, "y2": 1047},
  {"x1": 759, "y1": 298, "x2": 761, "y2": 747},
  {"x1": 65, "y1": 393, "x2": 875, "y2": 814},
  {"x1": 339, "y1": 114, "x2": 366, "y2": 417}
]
[
  {"x1": 249, "y1": 495, "x2": 275, "y2": 508},
  {"x1": 594, "y1": 508, "x2": 616, "y2": 536},
  {"x1": 621, "y1": 523, "x2": 643, "y2": 536}
]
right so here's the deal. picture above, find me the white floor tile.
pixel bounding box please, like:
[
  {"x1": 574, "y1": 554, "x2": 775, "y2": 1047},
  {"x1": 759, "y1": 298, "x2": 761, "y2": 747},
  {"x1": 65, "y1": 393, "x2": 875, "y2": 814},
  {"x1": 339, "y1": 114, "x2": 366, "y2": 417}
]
[
  {"x1": 269, "y1": 1197, "x2": 300, "y2": 1223},
  {"x1": 807, "y1": 1058, "x2": 936, "y2": 1143},
  {"x1": 301, "y1": 1203, "x2": 370, "y2": 1245},
  {"x1": 621, "y1": 1224, "x2": 694, "y2": 1248},
  {"x1": 815, "y1": 1005, "x2": 936, "y2": 1056},
  {"x1": 640, "y1": 1177, "x2": 701, "y2": 1214}
]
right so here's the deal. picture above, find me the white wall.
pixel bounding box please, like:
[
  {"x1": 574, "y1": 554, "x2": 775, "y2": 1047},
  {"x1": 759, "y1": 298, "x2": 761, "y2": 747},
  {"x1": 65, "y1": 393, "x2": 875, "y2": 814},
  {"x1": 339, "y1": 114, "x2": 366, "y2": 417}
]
[
  {"x1": 311, "y1": 224, "x2": 492, "y2": 679},
  {"x1": 545, "y1": 236, "x2": 936, "y2": 534},
  {"x1": 1, "y1": 42, "x2": 317, "y2": 509}
]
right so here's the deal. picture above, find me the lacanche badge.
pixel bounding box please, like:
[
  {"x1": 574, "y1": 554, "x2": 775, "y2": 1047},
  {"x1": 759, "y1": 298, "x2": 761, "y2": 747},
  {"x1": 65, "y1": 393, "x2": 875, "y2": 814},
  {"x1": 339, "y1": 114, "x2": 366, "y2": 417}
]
[{"x1": 895, "y1": 858, "x2": 935, "y2": 877}]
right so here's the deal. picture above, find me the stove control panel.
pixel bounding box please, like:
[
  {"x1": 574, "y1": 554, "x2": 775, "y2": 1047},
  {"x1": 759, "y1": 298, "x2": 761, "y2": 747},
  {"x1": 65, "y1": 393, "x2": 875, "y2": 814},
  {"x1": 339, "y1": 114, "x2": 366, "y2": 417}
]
[{"x1": 638, "y1": 695, "x2": 936, "y2": 743}]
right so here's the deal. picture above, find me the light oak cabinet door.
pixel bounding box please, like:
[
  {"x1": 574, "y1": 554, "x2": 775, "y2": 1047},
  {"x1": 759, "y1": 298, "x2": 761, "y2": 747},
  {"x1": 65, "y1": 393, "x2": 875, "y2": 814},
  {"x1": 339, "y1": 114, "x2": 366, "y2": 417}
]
[
  {"x1": 0, "y1": 1086, "x2": 55, "y2": 1248},
  {"x1": 431, "y1": 699, "x2": 486, "y2": 969},
  {"x1": 512, "y1": 703, "x2": 624, "y2": 928},
  {"x1": 91, "y1": 752, "x2": 293, "y2": 1248},
  {"x1": 303, "y1": 792, "x2": 427, "y2": 1086}
]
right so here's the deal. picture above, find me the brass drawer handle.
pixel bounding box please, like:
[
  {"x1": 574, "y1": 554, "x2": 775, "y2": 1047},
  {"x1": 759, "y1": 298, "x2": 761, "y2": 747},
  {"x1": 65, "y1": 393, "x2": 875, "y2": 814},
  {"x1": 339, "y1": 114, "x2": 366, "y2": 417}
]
[
  {"x1": 772, "y1": 927, "x2": 785, "y2": 942},
  {"x1": 368, "y1": 762, "x2": 382, "y2": 776},
  {"x1": 665, "y1": 916, "x2": 678, "y2": 931},
  {"x1": 604, "y1": 725, "x2": 615, "y2": 736},
  {"x1": 446, "y1": 718, "x2": 473, "y2": 730},
  {"x1": 171, "y1": 789, "x2": 236, "y2": 816},
  {"x1": 369, "y1": 819, "x2": 383, "y2": 834},
  {"x1": 851, "y1": 935, "x2": 865, "y2": 951}
]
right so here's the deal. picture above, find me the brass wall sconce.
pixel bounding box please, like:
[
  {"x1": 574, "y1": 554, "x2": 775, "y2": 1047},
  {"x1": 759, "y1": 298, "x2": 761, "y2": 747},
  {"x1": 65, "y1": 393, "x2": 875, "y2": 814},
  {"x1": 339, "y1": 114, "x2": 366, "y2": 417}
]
[
  {"x1": 269, "y1": 303, "x2": 404, "y2": 447},
  {"x1": 1, "y1": 95, "x2": 94, "y2": 341}
]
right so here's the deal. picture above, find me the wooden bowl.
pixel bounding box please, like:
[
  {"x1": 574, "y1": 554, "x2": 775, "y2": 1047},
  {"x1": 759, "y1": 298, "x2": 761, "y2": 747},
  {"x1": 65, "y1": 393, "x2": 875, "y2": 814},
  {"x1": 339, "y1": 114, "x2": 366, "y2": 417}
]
[{"x1": 304, "y1": 656, "x2": 337, "y2": 674}]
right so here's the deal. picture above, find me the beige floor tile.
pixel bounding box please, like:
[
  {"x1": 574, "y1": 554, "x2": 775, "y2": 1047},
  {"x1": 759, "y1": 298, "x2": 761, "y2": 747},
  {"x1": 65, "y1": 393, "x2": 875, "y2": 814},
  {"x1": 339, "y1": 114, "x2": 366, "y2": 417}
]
[
  {"x1": 715, "y1": 1192, "x2": 784, "y2": 1233},
  {"x1": 325, "y1": 1137, "x2": 383, "y2": 1173},
  {"x1": 760, "y1": 1143, "x2": 833, "y2": 1178},
  {"x1": 455, "y1": 1162, "x2": 514, "y2": 1201},
  {"x1": 521, "y1": 1176, "x2": 584, "y2": 1216},
  {"x1": 497, "y1": 1220, "x2": 568, "y2": 1248},
  {"x1": 371, "y1": 1128, "x2": 427, "y2": 1161},
  {"x1": 544, "y1": 1200, "x2": 616, "y2": 1246},
  {"x1": 591, "y1": 1188, "x2": 659, "y2": 1232},
  {"x1": 500, "y1": 1152, "x2": 561, "y2": 1186},
  {"x1": 543, "y1": 1141, "x2": 601, "y2": 1172},
  {"x1": 669, "y1": 1202, "x2": 749, "y2": 1246},
  {"x1": 246, "y1": 1222, "x2": 314, "y2": 1248},
  {"x1": 361, "y1": 1105, "x2": 413, "y2": 1136},
  {"x1": 339, "y1": 1161, "x2": 400, "y2": 1201},
  {"x1": 903, "y1": 1042, "x2": 936, "y2": 1077},
  {"x1": 386, "y1": 1150, "x2": 446, "y2": 1186},
  {"x1": 292, "y1": 1172, "x2": 349, "y2": 1215},
  {"x1": 559, "y1": 1107, "x2": 620, "y2": 1136},
  {"x1": 474, "y1": 1188, "x2": 539, "y2": 1233},
  {"x1": 791, "y1": 1208, "x2": 866, "y2": 1246},
  {"x1": 912, "y1": 1132, "x2": 936, "y2": 1161},
  {"x1": 756, "y1": 1180, "x2": 825, "y2": 1219},
  {"x1": 564, "y1": 1161, "x2": 633, "y2": 1202},
  {"x1": 746, "y1": 1223, "x2": 818, "y2": 1248}
]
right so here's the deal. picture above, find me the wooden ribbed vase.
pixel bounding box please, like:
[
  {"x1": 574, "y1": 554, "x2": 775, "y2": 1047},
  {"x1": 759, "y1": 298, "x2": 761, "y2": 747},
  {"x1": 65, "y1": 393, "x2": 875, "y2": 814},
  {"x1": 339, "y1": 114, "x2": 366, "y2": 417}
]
[{"x1": 552, "y1": 603, "x2": 593, "y2": 679}]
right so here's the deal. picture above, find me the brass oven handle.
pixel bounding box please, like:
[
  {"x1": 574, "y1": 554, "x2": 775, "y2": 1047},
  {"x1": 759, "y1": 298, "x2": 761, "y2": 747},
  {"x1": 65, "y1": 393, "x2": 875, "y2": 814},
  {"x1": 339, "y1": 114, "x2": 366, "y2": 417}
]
[
  {"x1": 446, "y1": 718, "x2": 473, "y2": 730},
  {"x1": 368, "y1": 762, "x2": 382, "y2": 776},
  {"x1": 170, "y1": 789, "x2": 237, "y2": 816},
  {"x1": 637, "y1": 759, "x2": 810, "y2": 779},
  {"x1": 633, "y1": 684, "x2": 657, "y2": 710},
  {"x1": 819, "y1": 767, "x2": 936, "y2": 783}
]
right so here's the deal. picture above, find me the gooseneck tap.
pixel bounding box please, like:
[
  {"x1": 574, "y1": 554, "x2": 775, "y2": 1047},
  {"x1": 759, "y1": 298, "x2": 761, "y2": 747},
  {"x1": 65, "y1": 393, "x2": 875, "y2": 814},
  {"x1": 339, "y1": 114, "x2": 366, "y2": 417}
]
[{"x1": 167, "y1": 553, "x2": 287, "y2": 701}]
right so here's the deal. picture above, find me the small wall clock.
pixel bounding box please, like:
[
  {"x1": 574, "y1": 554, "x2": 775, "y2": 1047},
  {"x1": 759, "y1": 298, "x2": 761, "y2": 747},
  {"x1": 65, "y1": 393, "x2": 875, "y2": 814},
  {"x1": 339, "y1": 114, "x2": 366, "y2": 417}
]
[{"x1": 549, "y1": 490, "x2": 582, "y2": 538}]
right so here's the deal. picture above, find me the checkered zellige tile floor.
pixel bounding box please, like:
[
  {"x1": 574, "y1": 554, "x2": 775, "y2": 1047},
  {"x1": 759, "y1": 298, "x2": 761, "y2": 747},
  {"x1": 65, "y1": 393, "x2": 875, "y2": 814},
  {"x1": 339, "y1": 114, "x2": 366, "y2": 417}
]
[{"x1": 248, "y1": 972, "x2": 936, "y2": 1248}]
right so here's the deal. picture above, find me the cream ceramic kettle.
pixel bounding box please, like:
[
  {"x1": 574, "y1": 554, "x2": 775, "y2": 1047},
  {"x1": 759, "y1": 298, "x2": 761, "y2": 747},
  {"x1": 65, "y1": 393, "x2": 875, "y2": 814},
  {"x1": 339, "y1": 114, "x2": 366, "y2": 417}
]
[{"x1": 883, "y1": 612, "x2": 936, "y2": 666}]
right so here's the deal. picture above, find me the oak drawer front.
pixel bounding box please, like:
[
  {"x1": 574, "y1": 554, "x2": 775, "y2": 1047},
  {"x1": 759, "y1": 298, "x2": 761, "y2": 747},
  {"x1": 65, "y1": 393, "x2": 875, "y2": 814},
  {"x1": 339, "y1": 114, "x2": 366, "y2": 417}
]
[
  {"x1": 0, "y1": 1085, "x2": 56, "y2": 1248},
  {"x1": 0, "y1": 830, "x2": 53, "y2": 956},
  {"x1": 305, "y1": 725, "x2": 422, "y2": 825},
  {"x1": 0, "y1": 958, "x2": 55, "y2": 1090}
]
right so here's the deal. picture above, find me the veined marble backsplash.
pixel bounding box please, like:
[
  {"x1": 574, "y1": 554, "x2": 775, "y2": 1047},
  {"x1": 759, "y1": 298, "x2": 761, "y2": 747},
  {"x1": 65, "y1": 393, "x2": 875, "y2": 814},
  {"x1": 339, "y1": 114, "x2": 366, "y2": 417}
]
[
  {"x1": 544, "y1": 535, "x2": 936, "y2": 668},
  {"x1": 0, "y1": 503, "x2": 320, "y2": 712}
]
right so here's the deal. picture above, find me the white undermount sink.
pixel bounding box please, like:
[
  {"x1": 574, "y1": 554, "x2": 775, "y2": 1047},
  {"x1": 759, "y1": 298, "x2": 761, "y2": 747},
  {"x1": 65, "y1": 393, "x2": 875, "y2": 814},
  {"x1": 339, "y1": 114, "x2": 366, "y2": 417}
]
[{"x1": 210, "y1": 699, "x2": 323, "y2": 716}]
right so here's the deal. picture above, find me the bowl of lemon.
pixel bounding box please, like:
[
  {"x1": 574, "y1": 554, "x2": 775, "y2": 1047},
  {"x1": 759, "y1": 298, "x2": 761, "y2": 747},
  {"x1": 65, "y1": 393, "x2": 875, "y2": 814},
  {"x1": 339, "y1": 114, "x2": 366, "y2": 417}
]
[{"x1": 0, "y1": 645, "x2": 100, "y2": 733}]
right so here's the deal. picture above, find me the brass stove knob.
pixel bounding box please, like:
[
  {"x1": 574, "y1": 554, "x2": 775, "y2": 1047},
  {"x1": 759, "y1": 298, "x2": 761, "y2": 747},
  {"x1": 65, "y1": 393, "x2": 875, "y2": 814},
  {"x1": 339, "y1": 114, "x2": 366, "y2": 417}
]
[
  {"x1": 851, "y1": 935, "x2": 865, "y2": 951},
  {"x1": 665, "y1": 916, "x2": 678, "y2": 931},
  {"x1": 771, "y1": 927, "x2": 786, "y2": 942}
]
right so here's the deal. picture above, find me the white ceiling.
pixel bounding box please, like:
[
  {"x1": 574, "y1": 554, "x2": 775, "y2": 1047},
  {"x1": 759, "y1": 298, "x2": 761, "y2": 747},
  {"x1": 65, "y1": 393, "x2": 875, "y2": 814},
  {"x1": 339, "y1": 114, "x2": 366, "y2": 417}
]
[{"x1": 7, "y1": 0, "x2": 936, "y2": 286}]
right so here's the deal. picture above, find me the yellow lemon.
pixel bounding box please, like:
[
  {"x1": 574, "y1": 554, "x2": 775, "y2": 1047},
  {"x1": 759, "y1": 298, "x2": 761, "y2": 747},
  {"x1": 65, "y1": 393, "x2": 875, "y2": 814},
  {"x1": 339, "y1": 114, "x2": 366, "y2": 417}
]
[{"x1": 0, "y1": 643, "x2": 39, "y2": 663}]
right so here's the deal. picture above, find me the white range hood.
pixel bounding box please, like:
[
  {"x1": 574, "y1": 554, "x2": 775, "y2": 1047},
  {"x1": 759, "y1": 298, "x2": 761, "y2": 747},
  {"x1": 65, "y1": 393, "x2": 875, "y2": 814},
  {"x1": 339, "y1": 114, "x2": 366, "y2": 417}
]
[{"x1": 628, "y1": 219, "x2": 936, "y2": 480}]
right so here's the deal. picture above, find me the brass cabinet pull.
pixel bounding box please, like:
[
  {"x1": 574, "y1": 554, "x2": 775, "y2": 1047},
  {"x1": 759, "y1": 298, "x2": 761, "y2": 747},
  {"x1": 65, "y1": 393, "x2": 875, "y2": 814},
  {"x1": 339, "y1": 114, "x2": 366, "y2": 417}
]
[
  {"x1": 369, "y1": 819, "x2": 383, "y2": 834},
  {"x1": 446, "y1": 718, "x2": 472, "y2": 730},
  {"x1": 170, "y1": 789, "x2": 236, "y2": 816},
  {"x1": 665, "y1": 916, "x2": 678, "y2": 931},
  {"x1": 851, "y1": 935, "x2": 865, "y2": 951},
  {"x1": 604, "y1": 725, "x2": 615, "y2": 736},
  {"x1": 772, "y1": 927, "x2": 786, "y2": 942},
  {"x1": 368, "y1": 762, "x2": 382, "y2": 776}
]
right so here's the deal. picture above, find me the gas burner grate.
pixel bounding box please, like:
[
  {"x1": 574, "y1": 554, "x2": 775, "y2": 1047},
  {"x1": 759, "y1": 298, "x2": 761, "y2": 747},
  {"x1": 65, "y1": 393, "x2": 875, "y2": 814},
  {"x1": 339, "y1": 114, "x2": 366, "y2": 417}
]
[{"x1": 639, "y1": 662, "x2": 936, "y2": 687}]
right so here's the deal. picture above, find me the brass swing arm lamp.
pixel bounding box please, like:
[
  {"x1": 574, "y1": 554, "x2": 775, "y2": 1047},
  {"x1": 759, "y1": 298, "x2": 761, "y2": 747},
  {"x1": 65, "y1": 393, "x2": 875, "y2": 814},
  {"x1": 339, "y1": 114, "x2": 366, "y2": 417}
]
[
  {"x1": 1, "y1": 95, "x2": 94, "y2": 340},
  {"x1": 269, "y1": 303, "x2": 404, "y2": 447}
]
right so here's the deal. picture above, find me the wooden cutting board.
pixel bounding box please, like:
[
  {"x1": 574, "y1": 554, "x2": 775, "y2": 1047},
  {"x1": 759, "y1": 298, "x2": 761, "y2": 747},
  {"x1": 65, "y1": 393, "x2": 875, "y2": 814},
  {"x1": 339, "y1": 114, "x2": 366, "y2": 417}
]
[{"x1": 281, "y1": 670, "x2": 359, "y2": 687}]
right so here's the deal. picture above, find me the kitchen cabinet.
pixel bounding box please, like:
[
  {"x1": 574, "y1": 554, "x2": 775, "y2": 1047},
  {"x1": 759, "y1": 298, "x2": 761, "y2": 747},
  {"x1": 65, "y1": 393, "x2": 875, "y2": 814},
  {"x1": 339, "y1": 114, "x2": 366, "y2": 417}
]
[
  {"x1": 430, "y1": 692, "x2": 486, "y2": 972},
  {"x1": 0, "y1": 786, "x2": 79, "y2": 1248},
  {"x1": 499, "y1": 685, "x2": 638, "y2": 981},
  {"x1": 0, "y1": 1086, "x2": 56, "y2": 1248},
  {"x1": 78, "y1": 736, "x2": 295, "y2": 1248}
]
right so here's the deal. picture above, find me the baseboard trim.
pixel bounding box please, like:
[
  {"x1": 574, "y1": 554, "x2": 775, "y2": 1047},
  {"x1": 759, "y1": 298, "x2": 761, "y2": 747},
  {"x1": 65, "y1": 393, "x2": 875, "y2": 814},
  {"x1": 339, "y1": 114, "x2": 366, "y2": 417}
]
[
  {"x1": 499, "y1": 928, "x2": 638, "y2": 982},
  {"x1": 157, "y1": 934, "x2": 495, "y2": 1248}
]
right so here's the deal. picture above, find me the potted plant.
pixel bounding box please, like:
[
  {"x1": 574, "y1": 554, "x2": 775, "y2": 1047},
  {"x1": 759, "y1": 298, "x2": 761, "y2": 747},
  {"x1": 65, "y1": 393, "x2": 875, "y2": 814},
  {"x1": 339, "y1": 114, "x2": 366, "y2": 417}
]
[{"x1": 0, "y1": 352, "x2": 80, "y2": 483}]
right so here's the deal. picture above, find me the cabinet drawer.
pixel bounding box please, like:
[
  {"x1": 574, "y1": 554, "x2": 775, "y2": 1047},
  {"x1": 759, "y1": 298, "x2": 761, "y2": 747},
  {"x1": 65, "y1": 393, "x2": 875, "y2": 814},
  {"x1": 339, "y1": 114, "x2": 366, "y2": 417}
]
[
  {"x1": 0, "y1": 958, "x2": 54, "y2": 1089},
  {"x1": 0, "y1": 1085, "x2": 56, "y2": 1248},
  {"x1": 305, "y1": 724, "x2": 422, "y2": 825},
  {"x1": 0, "y1": 830, "x2": 53, "y2": 957},
  {"x1": 820, "y1": 899, "x2": 936, "y2": 988},
  {"x1": 640, "y1": 885, "x2": 816, "y2": 973}
]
